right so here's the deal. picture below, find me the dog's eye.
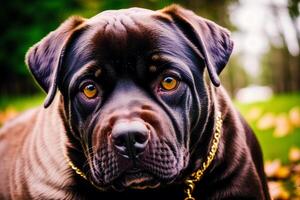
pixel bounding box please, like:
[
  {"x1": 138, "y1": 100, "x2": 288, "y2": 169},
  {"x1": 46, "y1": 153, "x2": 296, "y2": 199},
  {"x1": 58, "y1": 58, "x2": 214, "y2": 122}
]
[
  {"x1": 160, "y1": 76, "x2": 179, "y2": 91},
  {"x1": 82, "y1": 83, "x2": 98, "y2": 99}
]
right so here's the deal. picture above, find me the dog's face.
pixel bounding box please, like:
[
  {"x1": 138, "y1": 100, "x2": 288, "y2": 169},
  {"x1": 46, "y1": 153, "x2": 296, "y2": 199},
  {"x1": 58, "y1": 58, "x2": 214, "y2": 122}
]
[{"x1": 26, "y1": 5, "x2": 233, "y2": 190}]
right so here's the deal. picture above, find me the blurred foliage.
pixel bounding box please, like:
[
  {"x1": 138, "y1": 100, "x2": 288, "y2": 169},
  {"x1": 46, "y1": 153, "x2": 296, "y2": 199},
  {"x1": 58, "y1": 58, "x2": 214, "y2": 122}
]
[
  {"x1": 221, "y1": 56, "x2": 250, "y2": 96},
  {"x1": 261, "y1": 45, "x2": 300, "y2": 93},
  {"x1": 0, "y1": 0, "x2": 236, "y2": 95},
  {"x1": 260, "y1": 0, "x2": 300, "y2": 94},
  {"x1": 0, "y1": 0, "x2": 83, "y2": 94},
  {"x1": 288, "y1": 0, "x2": 300, "y2": 18},
  {"x1": 0, "y1": 94, "x2": 44, "y2": 112},
  {"x1": 236, "y1": 92, "x2": 300, "y2": 199},
  {"x1": 235, "y1": 92, "x2": 300, "y2": 164}
]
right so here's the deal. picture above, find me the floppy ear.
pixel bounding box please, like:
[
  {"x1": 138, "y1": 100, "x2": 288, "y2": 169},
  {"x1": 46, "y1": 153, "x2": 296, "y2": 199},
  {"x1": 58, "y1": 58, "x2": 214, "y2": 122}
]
[
  {"x1": 25, "y1": 16, "x2": 86, "y2": 108},
  {"x1": 161, "y1": 5, "x2": 234, "y2": 86}
]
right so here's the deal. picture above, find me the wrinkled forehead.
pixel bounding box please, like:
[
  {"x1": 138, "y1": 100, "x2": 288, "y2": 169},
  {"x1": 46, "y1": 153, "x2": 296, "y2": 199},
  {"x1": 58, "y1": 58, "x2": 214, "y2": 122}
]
[
  {"x1": 88, "y1": 7, "x2": 156, "y2": 24},
  {"x1": 87, "y1": 8, "x2": 178, "y2": 55},
  {"x1": 63, "y1": 8, "x2": 193, "y2": 80}
]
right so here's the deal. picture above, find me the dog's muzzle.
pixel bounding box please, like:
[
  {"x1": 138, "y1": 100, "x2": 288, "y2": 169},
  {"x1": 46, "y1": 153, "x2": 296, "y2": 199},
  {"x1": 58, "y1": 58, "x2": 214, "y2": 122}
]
[{"x1": 111, "y1": 120, "x2": 150, "y2": 159}]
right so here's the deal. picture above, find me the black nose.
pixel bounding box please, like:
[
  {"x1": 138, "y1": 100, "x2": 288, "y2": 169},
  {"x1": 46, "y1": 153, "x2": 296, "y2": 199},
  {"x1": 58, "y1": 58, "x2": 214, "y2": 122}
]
[{"x1": 111, "y1": 121, "x2": 149, "y2": 159}]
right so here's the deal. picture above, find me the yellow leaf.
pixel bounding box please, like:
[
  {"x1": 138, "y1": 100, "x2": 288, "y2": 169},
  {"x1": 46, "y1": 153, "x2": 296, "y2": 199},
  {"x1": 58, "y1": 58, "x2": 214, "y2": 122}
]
[
  {"x1": 289, "y1": 107, "x2": 300, "y2": 127},
  {"x1": 273, "y1": 114, "x2": 293, "y2": 137},
  {"x1": 257, "y1": 113, "x2": 276, "y2": 130},
  {"x1": 274, "y1": 166, "x2": 290, "y2": 179},
  {"x1": 296, "y1": 188, "x2": 300, "y2": 198},
  {"x1": 265, "y1": 159, "x2": 281, "y2": 178},
  {"x1": 0, "y1": 112, "x2": 5, "y2": 124},
  {"x1": 268, "y1": 181, "x2": 290, "y2": 200},
  {"x1": 289, "y1": 147, "x2": 300, "y2": 162},
  {"x1": 293, "y1": 163, "x2": 300, "y2": 173},
  {"x1": 292, "y1": 174, "x2": 300, "y2": 187},
  {"x1": 246, "y1": 107, "x2": 262, "y2": 122},
  {"x1": 0, "y1": 107, "x2": 18, "y2": 125}
]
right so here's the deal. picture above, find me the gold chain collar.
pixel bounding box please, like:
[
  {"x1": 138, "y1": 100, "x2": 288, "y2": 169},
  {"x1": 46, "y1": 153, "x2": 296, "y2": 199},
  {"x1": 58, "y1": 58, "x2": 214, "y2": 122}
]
[
  {"x1": 64, "y1": 154, "x2": 105, "y2": 191},
  {"x1": 184, "y1": 111, "x2": 223, "y2": 200},
  {"x1": 64, "y1": 111, "x2": 223, "y2": 200},
  {"x1": 64, "y1": 155, "x2": 87, "y2": 180}
]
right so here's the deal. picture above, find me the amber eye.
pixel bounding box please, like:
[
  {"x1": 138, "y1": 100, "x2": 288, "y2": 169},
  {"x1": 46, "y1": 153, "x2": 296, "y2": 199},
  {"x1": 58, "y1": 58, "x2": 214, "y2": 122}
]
[
  {"x1": 82, "y1": 83, "x2": 98, "y2": 99},
  {"x1": 160, "y1": 76, "x2": 179, "y2": 91}
]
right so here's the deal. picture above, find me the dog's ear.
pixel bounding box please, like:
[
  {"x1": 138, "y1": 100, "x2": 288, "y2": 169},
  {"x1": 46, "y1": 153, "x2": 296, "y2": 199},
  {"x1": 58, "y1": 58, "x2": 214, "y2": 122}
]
[
  {"x1": 26, "y1": 16, "x2": 86, "y2": 108},
  {"x1": 161, "y1": 5, "x2": 234, "y2": 86}
]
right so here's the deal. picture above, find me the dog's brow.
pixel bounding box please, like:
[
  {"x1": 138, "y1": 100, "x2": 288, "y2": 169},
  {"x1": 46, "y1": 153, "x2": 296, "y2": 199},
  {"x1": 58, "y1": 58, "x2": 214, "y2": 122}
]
[
  {"x1": 154, "y1": 54, "x2": 189, "y2": 71},
  {"x1": 69, "y1": 61, "x2": 101, "y2": 87},
  {"x1": 154, "y1": 54, "x2": 194, "y2": 82},
  {"x1": 78, "y1": 61, "x2": 101, "y2": 75}
]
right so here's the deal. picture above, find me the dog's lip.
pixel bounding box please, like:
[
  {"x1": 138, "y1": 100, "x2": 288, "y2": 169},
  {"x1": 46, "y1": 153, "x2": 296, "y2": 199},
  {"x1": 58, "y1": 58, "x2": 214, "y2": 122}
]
[
  {"x1": 127, "y1": 167, "x2": 142, "y2": 173},
  {"x1": 114, "y1": 169, "x2": 160, "y2": 190}
]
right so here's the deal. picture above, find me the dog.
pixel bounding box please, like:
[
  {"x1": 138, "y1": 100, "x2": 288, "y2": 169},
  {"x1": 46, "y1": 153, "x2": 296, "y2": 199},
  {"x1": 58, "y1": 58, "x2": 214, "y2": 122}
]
[{"x1": 0, "y1": 5, "x2": 270, "y2": 200}]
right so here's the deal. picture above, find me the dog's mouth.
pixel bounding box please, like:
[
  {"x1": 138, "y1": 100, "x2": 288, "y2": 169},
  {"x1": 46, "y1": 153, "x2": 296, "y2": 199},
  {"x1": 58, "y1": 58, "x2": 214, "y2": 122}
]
[
  {"x1": 112, "y1": 169, "x2": 160, "y2": 190},
  {"x1": 88, "y1": 139, "x2": 188, "y2": 191}
]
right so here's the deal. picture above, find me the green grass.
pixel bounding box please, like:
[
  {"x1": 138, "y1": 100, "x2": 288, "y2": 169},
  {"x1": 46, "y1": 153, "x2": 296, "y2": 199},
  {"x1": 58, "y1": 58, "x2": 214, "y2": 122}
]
[
  {"x1": 0, "y1": 94, "x2": 45, "y2": 112},
  {"x1": 255, "y1": 128, "x2": 300, "y2": 164},
  {"x1": 235, "y1": 92, "x2": 300, "y2": 164},
  {"x1": 235, "y1": 92, "x2": 300, "y2": 115}
]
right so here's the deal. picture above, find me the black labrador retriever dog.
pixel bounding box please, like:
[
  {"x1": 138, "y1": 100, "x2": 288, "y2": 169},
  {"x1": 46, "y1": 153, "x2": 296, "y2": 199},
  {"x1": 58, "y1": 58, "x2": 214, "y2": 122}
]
[{"x1": 0, "y1": 4, "x2": 270, "y2": 200}]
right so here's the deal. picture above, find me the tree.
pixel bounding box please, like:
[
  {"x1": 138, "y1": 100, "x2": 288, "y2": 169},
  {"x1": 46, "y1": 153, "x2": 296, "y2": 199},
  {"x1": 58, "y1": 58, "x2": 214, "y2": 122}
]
[{"x1": 260, "y1": 0, "x2": 300, "y2": 93}]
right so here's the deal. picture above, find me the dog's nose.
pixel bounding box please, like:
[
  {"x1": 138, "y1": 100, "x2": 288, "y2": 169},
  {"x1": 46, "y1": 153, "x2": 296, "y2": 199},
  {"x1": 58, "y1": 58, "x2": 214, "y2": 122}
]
[{"x1": 111, "y1": 120, "x2": 149, "y2": 159}]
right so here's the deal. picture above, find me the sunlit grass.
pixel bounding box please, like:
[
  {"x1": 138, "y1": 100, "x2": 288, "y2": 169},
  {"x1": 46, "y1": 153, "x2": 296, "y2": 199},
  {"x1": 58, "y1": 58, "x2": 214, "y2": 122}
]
[
  {"x1": 235, "y1": 92, "x2": 300, "y2": 164},
  {"x1": 235, "y1": 92, "x2": 300, "y2": 115},
  {"x1": 0, "y1": 93, "x2": 45, "y2": 111}
]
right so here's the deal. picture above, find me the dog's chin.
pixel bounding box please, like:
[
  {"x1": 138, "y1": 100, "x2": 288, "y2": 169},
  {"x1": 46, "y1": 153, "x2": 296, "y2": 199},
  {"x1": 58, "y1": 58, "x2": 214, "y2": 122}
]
[{"x1": 111, "y1": 171, "x2": 161, "y2": 191}]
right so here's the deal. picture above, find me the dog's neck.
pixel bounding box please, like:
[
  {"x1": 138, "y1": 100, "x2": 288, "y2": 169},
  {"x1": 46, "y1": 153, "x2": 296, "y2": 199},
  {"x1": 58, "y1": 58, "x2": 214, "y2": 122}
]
[
  {"x1": 180, "y1": 84, "x2": 228, "y2": 197},
  {"x1": 184, "y1": 110, "x2": 223, "y2": 200},
  {"x1": 187, "y1": 83, "x2": 221, "y2": 168},
  {"x1": 10, "y1": 95, "x2": 76, "y2": 199}
]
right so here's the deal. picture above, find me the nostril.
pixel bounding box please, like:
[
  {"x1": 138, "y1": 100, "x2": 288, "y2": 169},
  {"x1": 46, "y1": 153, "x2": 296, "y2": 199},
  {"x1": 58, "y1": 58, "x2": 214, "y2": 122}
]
[
  {"x1": 112, "y1": 133, "x2": 127, "y2": 147},
  {"x1": 133, "y1": 130, "x2": 149, "y2": 144},
  {"x1": 111, "y1": 120, "x2": 149, "y2": 159}
]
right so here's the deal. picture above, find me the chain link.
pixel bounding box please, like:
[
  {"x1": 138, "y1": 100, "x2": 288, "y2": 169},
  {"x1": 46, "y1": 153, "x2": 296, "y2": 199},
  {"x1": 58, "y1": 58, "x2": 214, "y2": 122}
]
[
  {"x1": 184, "y1": 111, "x2": 223, "y2": 200},
  {"x1": 64, "y1": 154, "x2": 105, "y2": 191},
  {"x1": 64, "y1": 155, "x2": 87, "y2": 180}
]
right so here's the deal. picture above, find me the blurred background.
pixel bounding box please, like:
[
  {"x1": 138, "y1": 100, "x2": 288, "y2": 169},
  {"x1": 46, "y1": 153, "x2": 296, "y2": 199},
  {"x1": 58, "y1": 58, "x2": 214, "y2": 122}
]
[{"x1": 0, "y1": 0, "x2": 299, "y2": 198}]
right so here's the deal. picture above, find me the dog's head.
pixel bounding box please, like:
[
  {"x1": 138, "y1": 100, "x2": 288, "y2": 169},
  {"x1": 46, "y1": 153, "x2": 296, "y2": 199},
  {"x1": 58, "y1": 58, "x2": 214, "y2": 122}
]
[{"x1": 26, "y1": 5, "x2": 233, "y2": 191}]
